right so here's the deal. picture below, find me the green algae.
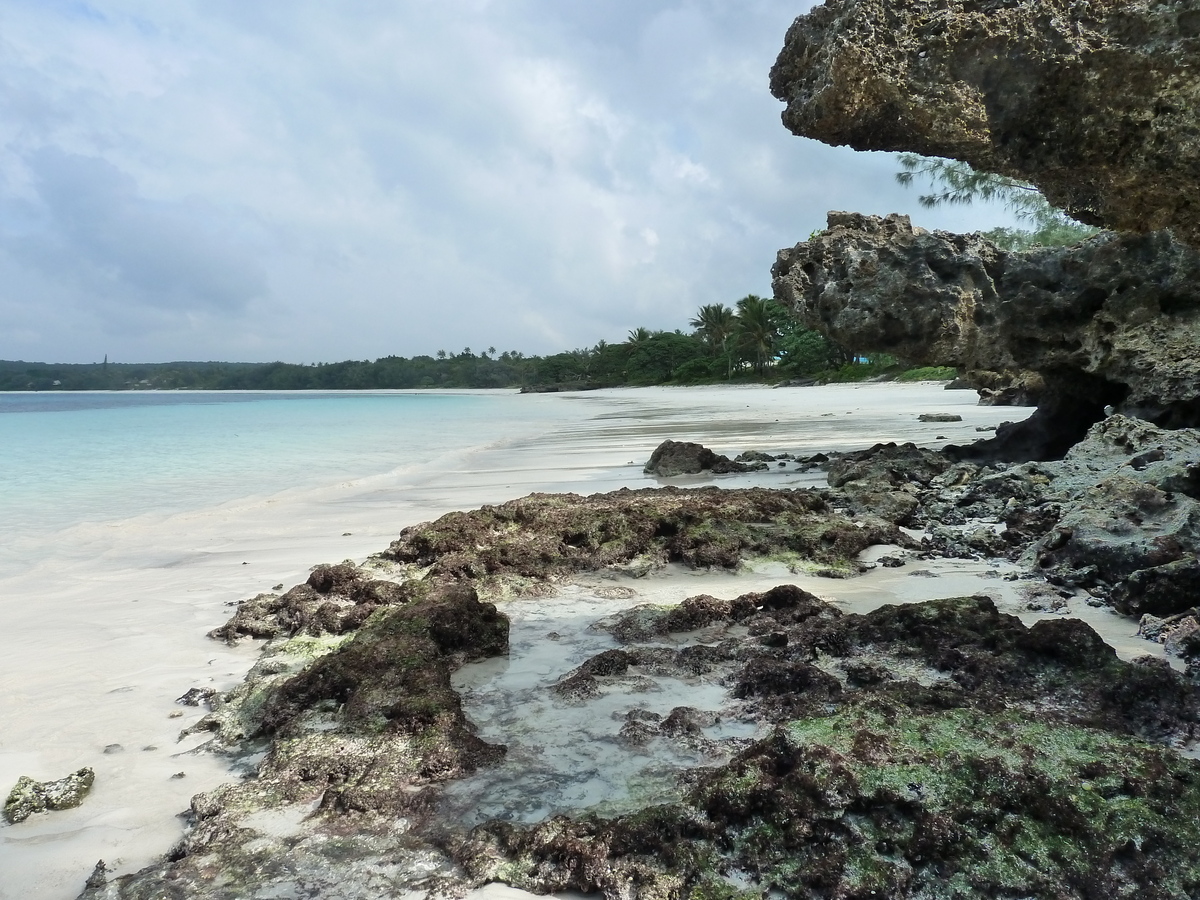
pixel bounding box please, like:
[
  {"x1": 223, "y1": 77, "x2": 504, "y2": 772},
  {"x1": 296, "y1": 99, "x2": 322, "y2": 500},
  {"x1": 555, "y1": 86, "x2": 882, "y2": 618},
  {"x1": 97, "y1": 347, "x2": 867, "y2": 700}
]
[
  {"x1": 467, "y1": 699, "x2": 1200, "y2": 899},
  {"x1": 708, "y1": 706, "x2": 1200, "y2": 898},
  {"x1": 187, "y1": 631, "x2": 355, "y2": 744},
  {"x1": 3, "y1": 768, "x2": 95, "y2": 824}
]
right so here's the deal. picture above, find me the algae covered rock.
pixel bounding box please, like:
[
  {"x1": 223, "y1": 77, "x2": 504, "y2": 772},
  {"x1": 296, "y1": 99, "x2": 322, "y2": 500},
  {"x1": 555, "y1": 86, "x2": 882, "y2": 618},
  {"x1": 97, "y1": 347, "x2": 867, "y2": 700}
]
[
  {"x1": 92, "y1": 582, "x2": 510, "y2": 899},
  {"x1": 456, "y1": 596, "x2": 1200, "y2": 900},
  {"x1": 211, "y1": 560, "x2": 418, "y2": 643},
  {"x1": 4, "y1": 767, "x2": 95, "y2": 824},
  {"x1": 384, "y1": 486, "x2": 915, "y2": 580}
]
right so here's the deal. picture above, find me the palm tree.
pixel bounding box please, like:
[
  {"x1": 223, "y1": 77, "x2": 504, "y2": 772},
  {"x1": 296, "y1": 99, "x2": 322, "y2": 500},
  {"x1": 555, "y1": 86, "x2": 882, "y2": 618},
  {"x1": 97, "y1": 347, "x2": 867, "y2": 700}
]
[
  {"x1": 627, "y1": 327, "x2": 654, "y2": 345},
  {"x1": 689, "y1": 304, "x2": 736, "y2": 350},
  {"x1": 734, "y1": 295, "x2": 779, "y2": 375},
  {"x1": 689, "y1": 303, "x2": 737, "y2": 378}
]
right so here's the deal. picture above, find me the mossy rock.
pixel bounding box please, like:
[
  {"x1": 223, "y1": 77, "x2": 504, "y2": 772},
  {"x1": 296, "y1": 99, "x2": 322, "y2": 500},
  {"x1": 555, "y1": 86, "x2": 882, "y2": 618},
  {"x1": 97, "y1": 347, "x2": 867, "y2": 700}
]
[
  {"x1": 384, "y1": 487, "x2": 913, "y2": 582},
  {"x1": 456, "y1": 595, "x2": 1200, "y2": 900},
  {"x1": 4, "y1": 768, "x2": 95, "y2": 824},
  {"x1": 461, "y1": 705, "x2": 1200, "y2": 899}
]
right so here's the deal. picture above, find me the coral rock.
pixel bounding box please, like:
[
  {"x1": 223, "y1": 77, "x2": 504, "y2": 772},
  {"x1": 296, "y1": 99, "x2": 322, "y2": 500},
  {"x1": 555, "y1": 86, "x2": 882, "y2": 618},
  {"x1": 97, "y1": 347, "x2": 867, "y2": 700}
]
[
  {"x1": 4, "y1": 768, "x2": 95, "y2": 824},
  {"x1": 774, "y1": 213, "x2": 1200, "y2": 458},
  {"x1": 770, "y1": 0, "x2": 1200, "y2": 245}
]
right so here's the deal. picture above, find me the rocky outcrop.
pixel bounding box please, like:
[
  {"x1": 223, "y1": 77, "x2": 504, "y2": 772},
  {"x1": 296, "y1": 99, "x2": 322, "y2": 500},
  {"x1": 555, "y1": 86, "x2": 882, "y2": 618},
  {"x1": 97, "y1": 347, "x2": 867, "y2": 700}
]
[
  {"x1": 773, "y1": 212, "x2": 1200, "y2": 458},
  {"x1": 1024, "y1": 415, "x2": 1200, "y2": 612},
  {"x1": 383, "y1": 486, "x2": 915, "y2": 580},
  {"x1": 4, "y1": 768, "x2": 95, "y2": 824},
  {"x1": 769, "y1": 0, "x2": 1200, "y2": 246},
  {"x1": 643, "y1": 439, "x2": 759, "y2": 476},
  {"x1": 211, "y1": 560, "x2": 418, "y2": 643},
  {"x1": 83, "y1": 466, "x2": 1200, "y2": 898},
  {"x1": 89, "y1": 583, "x2": 507, "y2": 899}
]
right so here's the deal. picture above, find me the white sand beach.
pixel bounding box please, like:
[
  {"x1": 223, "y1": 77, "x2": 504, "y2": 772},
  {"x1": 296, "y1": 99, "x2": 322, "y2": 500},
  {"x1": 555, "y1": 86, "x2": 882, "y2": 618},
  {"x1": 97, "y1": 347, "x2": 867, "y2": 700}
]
[{"x1": 2, "y1": 383, "x2": 1151, "y2": 899}]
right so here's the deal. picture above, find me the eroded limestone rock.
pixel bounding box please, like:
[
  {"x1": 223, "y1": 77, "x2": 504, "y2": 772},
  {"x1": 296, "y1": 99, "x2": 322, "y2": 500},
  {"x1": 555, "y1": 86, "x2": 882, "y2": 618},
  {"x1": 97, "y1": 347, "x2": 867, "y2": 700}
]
[
  {"x1": 1022, "y1": 416, "x2": 1200, "y2": 608},
  {"x1": 770, "y1": 0, "x2": 1200, "y2": 245},
  {"x1": 773, "y1": 213, "x2": 1200, "y2": 458}
]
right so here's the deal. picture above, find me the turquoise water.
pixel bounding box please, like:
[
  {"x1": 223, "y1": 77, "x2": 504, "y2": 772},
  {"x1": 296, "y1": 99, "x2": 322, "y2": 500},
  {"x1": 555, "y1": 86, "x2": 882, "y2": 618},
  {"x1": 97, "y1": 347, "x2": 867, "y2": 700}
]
[{"x1": 0, "y1": 390, "x2": 568, "y2": 542}]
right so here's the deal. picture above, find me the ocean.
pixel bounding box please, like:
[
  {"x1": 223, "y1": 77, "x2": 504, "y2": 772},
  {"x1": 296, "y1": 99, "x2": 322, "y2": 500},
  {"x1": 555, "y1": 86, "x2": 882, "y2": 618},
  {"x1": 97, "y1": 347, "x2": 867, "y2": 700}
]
[{"x1": 0, "y1": 390, "x2": 581, "y2": 577}]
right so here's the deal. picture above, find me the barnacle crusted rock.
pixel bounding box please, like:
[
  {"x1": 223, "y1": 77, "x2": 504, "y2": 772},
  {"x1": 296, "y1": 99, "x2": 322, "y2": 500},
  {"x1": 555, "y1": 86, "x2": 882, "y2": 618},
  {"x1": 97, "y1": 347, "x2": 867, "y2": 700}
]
[{"x1": 769, "y1": 0, "x2": 1200, "y2": 245}]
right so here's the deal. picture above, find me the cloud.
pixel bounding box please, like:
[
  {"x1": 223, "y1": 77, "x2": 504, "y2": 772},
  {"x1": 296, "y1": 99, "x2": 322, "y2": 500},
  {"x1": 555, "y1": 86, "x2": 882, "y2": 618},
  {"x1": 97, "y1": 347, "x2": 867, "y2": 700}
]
[
  {"x1": 11, "y1": 149, "x2": 267, "y2": 315},
  {"x1": 0, "y1": 0, "x2": 1025, "y2": 363}
]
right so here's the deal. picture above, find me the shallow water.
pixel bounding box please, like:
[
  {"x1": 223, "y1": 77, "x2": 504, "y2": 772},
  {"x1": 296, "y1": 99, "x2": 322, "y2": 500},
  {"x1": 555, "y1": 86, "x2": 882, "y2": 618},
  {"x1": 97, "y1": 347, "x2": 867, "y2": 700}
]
[
  {"x1": 445, "y1": 585, "x2": 758, "y2": 825},
  {"x1": 0, "y1": 383, "x2": 1030, "y2": 899},
  {"x1": 440, "y1": 547, "x2": 1181, "y2": 833},
  {"x1": 0, "y1": 390, "x2": 579, "y2": 575}
]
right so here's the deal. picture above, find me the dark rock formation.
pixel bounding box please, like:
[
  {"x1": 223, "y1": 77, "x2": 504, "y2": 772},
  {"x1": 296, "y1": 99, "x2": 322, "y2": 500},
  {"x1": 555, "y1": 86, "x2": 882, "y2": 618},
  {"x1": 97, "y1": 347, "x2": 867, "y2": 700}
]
[
  {"x1": 383, "y1": 487, "x2": 916, "y2": 580},
  {"x1": 969, "y1": 368, "x2": 1046, "y2": 407},
  {"x1": 456, "y1": 595, "x2": 1200, "y2": 900},
  {"x1": 211, "y1": 561, "x2": 417, "y2": 643},
  {"x1": 773, "y1": 212, "x2": 1200, "y2": 458},
  {"x1": 769, "y1": 0, "x2": 1200, "y2": 245},
  {"x1": 643, "y1": 439, "x2": 759, "y2": 476},
  {"x1": 1024, "y1": 415, "x2": 1200, "y2": 611},
  {"x1": 825, "y1": 441, "x2": 952, "y2": 525},
  {"x1": 824, "y1": 418, "x2": 1200, "y2": 618}
]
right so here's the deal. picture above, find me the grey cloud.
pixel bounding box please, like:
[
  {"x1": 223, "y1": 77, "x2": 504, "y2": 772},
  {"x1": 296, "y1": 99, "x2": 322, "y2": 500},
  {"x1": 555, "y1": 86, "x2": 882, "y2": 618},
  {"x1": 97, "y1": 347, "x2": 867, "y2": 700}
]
[
  {"x1": 0, "y1": 0, "x2": 1021, "y2": 364},
  {"x1": 11, "y1": 149, "x2": 266, "y2": 314}
]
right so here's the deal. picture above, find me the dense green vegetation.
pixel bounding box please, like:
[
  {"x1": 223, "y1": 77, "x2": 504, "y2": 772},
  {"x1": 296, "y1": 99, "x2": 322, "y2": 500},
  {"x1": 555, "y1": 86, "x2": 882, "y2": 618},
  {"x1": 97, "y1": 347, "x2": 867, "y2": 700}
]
[{"x1": 0, "y1": 297, "x2": 927, "y2": 392}]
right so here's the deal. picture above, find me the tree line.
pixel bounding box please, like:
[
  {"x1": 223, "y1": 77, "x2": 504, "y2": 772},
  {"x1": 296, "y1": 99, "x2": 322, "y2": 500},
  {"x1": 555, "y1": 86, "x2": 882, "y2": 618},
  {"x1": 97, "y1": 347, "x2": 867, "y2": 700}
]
[{"x1": 0, "y1": 297, "x2": 866, "y2": 392}]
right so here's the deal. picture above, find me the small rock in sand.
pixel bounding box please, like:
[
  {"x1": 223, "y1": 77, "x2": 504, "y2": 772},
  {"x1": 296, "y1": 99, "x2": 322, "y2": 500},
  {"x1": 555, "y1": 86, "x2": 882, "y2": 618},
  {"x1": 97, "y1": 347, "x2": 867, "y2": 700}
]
[
  {"x1": 176, "y1": 687, "x2": 217, "y2": 707},
  {"x1": 84, "y1": 860, "x2": 108, "y2": 890},
  {"x1": 3, "y1": 768, "x2": 96, "y2": 824}
]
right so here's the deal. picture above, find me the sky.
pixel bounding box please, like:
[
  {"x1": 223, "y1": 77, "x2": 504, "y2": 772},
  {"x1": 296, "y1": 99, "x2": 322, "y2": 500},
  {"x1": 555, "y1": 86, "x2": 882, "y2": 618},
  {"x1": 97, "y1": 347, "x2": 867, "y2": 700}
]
[{"x1": 0, "y1": 0, "x2": 1021, "y2": 364}]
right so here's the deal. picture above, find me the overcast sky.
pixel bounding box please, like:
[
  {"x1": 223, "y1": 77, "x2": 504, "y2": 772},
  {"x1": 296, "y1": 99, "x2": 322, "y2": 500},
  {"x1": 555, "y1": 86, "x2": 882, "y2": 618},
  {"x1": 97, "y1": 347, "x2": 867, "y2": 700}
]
[{"x1": 0, "y1": 0, "x2": 1019, "y2": 364}]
